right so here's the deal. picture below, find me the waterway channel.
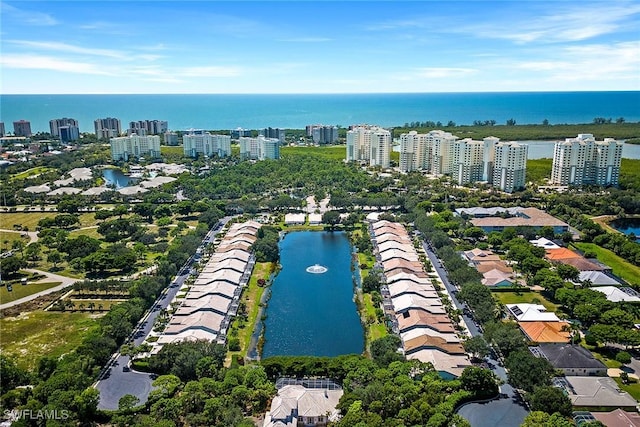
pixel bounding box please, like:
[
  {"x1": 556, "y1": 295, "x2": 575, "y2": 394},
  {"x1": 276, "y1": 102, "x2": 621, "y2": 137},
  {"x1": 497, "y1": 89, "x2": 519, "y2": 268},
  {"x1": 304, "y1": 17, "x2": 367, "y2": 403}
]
[{"x1": 261, "y1": 231, "x2": 364, "y2": 357}]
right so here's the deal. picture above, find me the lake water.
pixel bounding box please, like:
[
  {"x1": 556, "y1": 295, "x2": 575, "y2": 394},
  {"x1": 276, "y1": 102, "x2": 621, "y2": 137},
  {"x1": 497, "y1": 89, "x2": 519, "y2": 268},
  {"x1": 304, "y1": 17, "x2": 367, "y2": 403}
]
[
  {"x1": 611, "y1": 218, "x2": 640, "y2": 242},
  {"x1": 102, "y1": 168, "x2": 136, "y2": 189},
  {"x1": 261, "y1": 231, "x2": 364, "y2": 357}
]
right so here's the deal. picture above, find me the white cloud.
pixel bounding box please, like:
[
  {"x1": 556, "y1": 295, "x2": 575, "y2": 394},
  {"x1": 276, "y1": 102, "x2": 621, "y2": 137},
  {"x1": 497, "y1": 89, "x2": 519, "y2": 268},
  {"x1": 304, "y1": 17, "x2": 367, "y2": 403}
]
[
  {"x1": 7, "y1": 40, "x2": 124, "y2": 58},
  {"x1": 465, "y1": 3, "x2": 640, "y2": 44},
  {"x1": 180, "y1": 66, "x2": 243, "y2": 77},
  {"x1": 1, "y1": 3, "x2": 58, "y2": 26},
  {"x1": 0, "y1": 54, "x2": 113, "y2": 75},
  {"x1": 415, "y1": 67, "x2": 477, "y2": 78}
]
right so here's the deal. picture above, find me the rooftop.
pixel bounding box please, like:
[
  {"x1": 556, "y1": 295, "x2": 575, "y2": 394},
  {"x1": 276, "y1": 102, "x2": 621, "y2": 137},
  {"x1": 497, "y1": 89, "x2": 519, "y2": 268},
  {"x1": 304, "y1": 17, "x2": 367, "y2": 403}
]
[
  {"x1": 506, "y1": 304, "x2": 561, "y2": 322},
  {"x1": 519, "y1": 321, "x2": 571, "y2": 343},
  {"x1": 557, "y1": 376, "x2": 637, "y2": 408},
  {"x1": 538, "y1": 344, "x2": 606, "y2": 370}
]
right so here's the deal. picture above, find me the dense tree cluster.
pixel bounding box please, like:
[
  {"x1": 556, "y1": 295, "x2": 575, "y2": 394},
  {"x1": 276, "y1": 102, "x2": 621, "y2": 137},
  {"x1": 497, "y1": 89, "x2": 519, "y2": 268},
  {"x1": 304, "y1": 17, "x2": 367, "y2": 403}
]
[{"x1": 252, "y1": 226, "x2": 280, "y2": 263}]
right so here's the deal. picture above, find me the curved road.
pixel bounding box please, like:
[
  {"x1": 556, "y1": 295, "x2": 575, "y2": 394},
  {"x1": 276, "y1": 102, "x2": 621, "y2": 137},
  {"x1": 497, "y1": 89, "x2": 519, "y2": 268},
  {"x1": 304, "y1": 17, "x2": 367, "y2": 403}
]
[{"x1": 0, "y1": 269, "x2": 77, "y2": 310}]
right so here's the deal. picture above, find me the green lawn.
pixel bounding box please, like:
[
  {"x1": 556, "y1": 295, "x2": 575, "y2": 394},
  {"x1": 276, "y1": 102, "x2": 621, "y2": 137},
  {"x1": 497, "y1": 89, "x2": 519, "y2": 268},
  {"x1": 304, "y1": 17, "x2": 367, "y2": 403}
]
[
  {"x1": 0, "y1": 281, "x2": 62, "y2": 304},
  {"x1": 0, "y1": 212, "x2": 57, "y2": 231},
  {"x1": 0, "y1": 231, "x2": 29, "y2": 250},
  {"x1": 614, "y1": 377, "x2": 640, "y2": 401},
  {"x1": 228, "y1": 262, "x2": 271, "y2": 360},
  {"x1": 572, "y1": 242, "x2": 640, "y2": 286},
  {"x1": 363, "y1": 293, "x2": 388, "y2": 342},
  {"x1": 492, "y1": 291, "x2": 559, "y2": 312},
  {"x1": 10, "y1": 166, "x2": 54, "y2": 181},
  {"x1": 281, "y1": 145, "x2": 345, "y2": 161},
  {"x1": 0, "y1": 311, "x2": 100, "y2": 370},
  {"x1": 526, "y1": 158, "x2": 553, "y2": 184}
]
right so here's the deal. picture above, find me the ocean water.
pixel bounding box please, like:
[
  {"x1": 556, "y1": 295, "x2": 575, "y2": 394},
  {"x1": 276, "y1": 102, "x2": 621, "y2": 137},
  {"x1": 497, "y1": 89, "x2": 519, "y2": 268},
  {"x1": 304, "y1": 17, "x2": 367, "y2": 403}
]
[
  {"x1": 262, "y1": 231, "x2": 363, "y2": 357},
  {"x1": 1, "y1": 92, "x2": 639, "y2": 134}
]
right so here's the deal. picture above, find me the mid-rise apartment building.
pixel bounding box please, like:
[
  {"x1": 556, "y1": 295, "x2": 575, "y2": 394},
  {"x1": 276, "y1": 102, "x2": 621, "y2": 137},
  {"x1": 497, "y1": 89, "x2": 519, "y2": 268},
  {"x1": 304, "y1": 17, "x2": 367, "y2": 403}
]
[
  {"x1": 183, "y1": 130, "x2": 231, "y2": 158},
  {"x1": 127, "y1": 120, "x2": 168, "y2": 136},
  {"x1": 13, "y1": 120, "x2": 32, "y2": 137},
  {"x1": 346, "y1": 125, "x2": 391, "y2": 167},
  {"x1": 109, "y1": 134, "x2": 161, "y2": 161},
  {"x1": 95, "y1": 117, "x2": 122, "y2": 139},
  {"x1": 50, "y1": 118, "x2": 80, "y2": 142},
  {"x1": 0, "y1": 122, "x2": 6, "y2": 137},
  {"x1": 551, "y1": 134, "x2": 623, "y2": 186},
  {"x1": 239, "y1": 136, "x2": 280, "y2": 160}
]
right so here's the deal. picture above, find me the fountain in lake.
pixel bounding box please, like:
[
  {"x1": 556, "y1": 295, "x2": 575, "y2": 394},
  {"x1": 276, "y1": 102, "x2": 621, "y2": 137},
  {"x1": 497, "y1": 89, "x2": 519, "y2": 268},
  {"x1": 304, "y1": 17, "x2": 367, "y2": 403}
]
[{"x1": 306, "y1": 264, "x2": 328, "y2": 274}]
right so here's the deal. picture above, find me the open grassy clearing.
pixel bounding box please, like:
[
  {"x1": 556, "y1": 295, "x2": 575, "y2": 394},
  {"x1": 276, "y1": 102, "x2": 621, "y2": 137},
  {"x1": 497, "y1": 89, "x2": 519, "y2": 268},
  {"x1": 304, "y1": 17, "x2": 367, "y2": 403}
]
[
  {"x1": 68, "y1": 227, "x2": 102, "y2": 240},
  {"x1": 614, "y1": 377, "x2": 640, "y2": 401},
  {"x1": 572, "y1": 242, "x2": 640, "y2": 286},
  {"x1": 228, "y1": 262, "x2": 271, "y2": 360},
  {"x1": 0, "y1": 311, "x2": 100, "y2": 370},
  {"x1": 0, "y1": 281, "x2": 62, "y2": 304},
  {"x1": 0, "y1": 231, "x2": 29, "y2": 250},
  {"x1": 0, "y1": 212, "x2": 57, "y2": 231},
  {"x1": 10, "y1": 166, "x2": 55, "y2": 181},
  {"x1": 363, "y1": 293, "x2": 387, "y2": 342},
  {"x1": 281, "y1": 145, "x2": 345, "y2": 161},
  {"x1": 492, "y1": 291, "x2": 559, "y2": 312},
  {"x1": 526, "y1": 158, "x2": 553, "y2": 184}
]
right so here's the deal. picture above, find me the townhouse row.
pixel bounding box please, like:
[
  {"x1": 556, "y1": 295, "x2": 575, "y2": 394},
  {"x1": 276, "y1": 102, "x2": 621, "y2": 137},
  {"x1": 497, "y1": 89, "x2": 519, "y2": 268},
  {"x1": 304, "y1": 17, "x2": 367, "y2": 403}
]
[
  {"x1": 154, "y1": 221, "x2": 261, "y2": 351},
  {"x1": 370, "y1": 220, "x2": 471, "y2": 377}
]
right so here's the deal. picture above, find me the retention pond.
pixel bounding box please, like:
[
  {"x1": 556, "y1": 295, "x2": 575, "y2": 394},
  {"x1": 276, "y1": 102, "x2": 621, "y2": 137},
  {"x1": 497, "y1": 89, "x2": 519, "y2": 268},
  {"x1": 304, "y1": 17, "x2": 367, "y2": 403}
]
[{"x1": 261, "y1": 231, "x2": 364, "y2": 357}]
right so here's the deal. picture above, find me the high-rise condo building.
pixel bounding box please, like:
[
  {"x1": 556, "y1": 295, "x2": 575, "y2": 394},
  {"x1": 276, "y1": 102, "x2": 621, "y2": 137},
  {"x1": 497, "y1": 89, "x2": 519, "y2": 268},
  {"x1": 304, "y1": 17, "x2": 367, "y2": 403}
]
[
  {"x1": 183, "y1": 130, "x2": 231, "y2": 158},
  {"x1": 399, "y1": 131, "x2": 430, "y2": 172},
  {"x1": 164, "y1": 132, "x2": 179, "y2": 146},
  {"x1": 261, "y1": 127, "x2": 286, "y2": 143},
  {"x1": 0, "y1": 122, "x2": 5, "y2": 137},
  {"x1": 346, "y1": 125, "x2": 391, "y2": 167},
  {"x1": 50, "y1": 118, "x2": 80, "y2": 142},
  {"x1": 551, "y1": 134, "x2": 623, "y2": 186},
  {"x1": 95, "y1": 117, "x2": 122, "y2": 139},
  {"x1": 239, "y1": 136, "x2": 280, "y2": 160},
  {"x1": 13, "y1": 120, "x2": 32, "y2": 137},
  {"x1": 452, "y1": 138, "x2": 485, "y2": 185},
  {"x1": 398, "y1": 130, "x2": 527, "y2": 191},
  {"x1": 128, "y1": 120, "x2": 168, "y2": 136},
  {"x1": 109, "y1": 134, "x2": 161, "y2": 161},
  {"x1": 306, "y1": 125, "x2": 338, "y2": 144},
  {"x1": 492, "y1": 141, "x2": 528, "y2": 193},
  {"x1": 231, "y1": 128, "x2": 252, "y2": 139},
  {"x1": 369, "y1": 129, "x2": 392, "y2": 168}
]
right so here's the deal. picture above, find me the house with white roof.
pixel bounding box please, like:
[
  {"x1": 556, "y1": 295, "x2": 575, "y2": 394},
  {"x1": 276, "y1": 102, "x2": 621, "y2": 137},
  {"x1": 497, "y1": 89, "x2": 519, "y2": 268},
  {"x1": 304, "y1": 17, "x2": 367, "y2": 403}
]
[
  {"x1": 506, "y1": 304, "x2": 561, "y2": 322},
  {"x1": 593, "y1": 286, "x2": 640, "y2": 303},
  {"x1": 284, "y1": 213, "x2": 306, "y2": 225},
  {"x1": 263, "y1": 384, "x2": 343, "y2": 427}
]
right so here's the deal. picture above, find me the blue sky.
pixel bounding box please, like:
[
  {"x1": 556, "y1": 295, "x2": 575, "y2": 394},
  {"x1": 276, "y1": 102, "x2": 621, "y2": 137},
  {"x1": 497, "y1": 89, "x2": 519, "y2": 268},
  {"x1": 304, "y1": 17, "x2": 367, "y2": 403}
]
[{"x1": 1, "y1": 1, "x2": 639, "y2": 94}]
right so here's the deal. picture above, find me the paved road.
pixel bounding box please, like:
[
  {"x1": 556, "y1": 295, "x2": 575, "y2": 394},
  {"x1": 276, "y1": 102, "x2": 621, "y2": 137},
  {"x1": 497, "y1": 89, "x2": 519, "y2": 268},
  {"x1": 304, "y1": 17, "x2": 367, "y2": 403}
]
[
  {"x1": 0, "y1": 228, "x2": 39, "y2": 244},
  {"x1": 0, "y1": 269, "x2": 77, "y2": 310},
  {"x1": 96, "y1": 218, "x2": 231, "y2": 410},
  {"x1": 421, "y1": 240, "x2": 528, "y2": 427}
]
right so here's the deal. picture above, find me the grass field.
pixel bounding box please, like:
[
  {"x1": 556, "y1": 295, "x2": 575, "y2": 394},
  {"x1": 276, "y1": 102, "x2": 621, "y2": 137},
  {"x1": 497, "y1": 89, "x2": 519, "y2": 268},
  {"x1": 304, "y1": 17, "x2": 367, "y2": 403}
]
[
  {"x1": 492, "y1": 291, "x2": 559, "y2": 312},
  {"x1": 68, "y1": 227, "x2": 102, "y2": 240},
  {"x1": 0, "y1": 282, "x2": 62, "y2": 304},
  {"x1": 526, "y1": 158, "x2": 553, "y2": 184},
  {"x1": 572, "y1": 242, "x2": 640, "y2": 286},
  {"x1": 281, "y1": 145, "x2": 345, "y2": 161},
  {"x1": 229, "y1": 262, "x2": 271, "y2": 360},
  {"x1": 0, "y1": 212, "x2": 57, "y2": 231},
  {"x1": 10, "y1": 166, "x2": 55, "y2": 181},
  {"x1": 0, "y1": 311, "x2": 100, "y2": 370},
  {"x1": 0, "y1": 231, "x2": 29, "y2": 250},
  {"x1": 363, "y1": 293, "x2": 387, "y2": 342},
  {"x1": 614, "y1": 377, "x2": 640, "y2": 401}
]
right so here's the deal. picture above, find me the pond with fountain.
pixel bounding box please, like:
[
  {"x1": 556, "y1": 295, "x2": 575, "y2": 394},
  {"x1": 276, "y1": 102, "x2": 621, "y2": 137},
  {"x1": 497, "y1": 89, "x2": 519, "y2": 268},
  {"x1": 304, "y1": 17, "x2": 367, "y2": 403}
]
[{"x1": 261, "y1": 231, "x2": 364, "y2": 357}]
